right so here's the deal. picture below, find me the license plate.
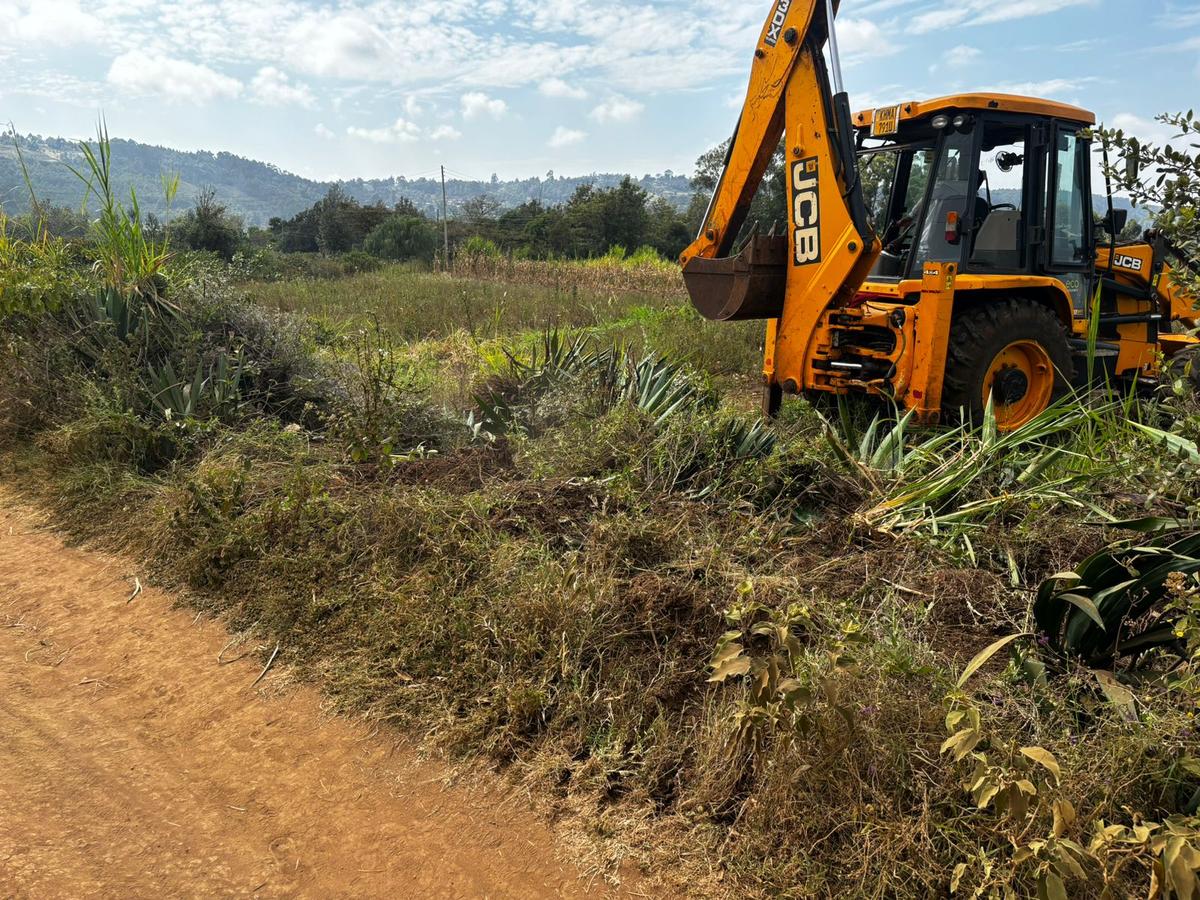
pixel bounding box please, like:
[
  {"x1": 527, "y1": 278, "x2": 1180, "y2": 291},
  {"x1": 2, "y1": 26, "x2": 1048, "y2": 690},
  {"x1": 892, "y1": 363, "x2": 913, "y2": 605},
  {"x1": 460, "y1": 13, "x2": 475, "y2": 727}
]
[{"x1": 871, "y1": 105, "x2": 902, "y2": 137}]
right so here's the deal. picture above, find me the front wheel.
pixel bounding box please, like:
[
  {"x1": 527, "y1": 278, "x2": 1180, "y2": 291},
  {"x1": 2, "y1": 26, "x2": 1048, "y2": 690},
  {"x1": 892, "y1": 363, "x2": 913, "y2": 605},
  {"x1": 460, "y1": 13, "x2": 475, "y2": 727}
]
[{"x1": 942, "y1": 299, "x2": 1073, "y2": 432}]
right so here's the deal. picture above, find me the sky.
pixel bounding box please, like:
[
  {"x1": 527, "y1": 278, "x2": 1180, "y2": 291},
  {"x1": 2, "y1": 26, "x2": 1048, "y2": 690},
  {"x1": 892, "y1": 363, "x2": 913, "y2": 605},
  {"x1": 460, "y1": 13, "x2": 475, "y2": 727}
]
[{"x1": 0, "y1": 0, "x2": 1197, "y2": 185}]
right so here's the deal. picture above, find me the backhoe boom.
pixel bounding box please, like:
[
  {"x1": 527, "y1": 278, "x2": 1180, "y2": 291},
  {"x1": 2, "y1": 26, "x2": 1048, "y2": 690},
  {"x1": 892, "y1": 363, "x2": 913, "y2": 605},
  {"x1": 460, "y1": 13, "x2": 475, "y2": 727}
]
[{"x1": 681, "y1": 0, "x2": 880, "y2": 334}]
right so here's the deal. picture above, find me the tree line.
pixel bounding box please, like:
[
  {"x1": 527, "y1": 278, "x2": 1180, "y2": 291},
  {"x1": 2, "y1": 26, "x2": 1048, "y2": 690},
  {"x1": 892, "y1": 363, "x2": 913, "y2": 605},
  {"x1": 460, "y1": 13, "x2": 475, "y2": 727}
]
[
  {"x1": 6, "y1": 173, "x2": 714, "y2": 265},
  {"x1": 260, "y1": 175, "x2": 702, "y2": 263}
]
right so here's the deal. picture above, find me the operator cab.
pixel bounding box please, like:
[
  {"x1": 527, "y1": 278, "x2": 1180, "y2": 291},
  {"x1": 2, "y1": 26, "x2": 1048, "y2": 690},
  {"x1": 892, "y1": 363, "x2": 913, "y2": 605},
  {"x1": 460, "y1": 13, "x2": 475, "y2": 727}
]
[{"x1": 854, "y1": 94, "x2": 1098, "y2": 312}]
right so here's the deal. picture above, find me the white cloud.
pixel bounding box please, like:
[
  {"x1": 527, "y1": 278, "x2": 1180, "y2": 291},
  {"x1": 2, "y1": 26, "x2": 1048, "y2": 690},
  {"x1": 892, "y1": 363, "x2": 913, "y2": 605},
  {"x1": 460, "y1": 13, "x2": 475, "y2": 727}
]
[
  {"x1": 461, "y1": 91, "x2": 507, "y2": 120},
  {"x1": 930, "y1": 44, "x2": 980, "y2": 73},
  {"x1": 430, "y1": 124, "x2": 462, "y2": 141},
  {"x1": 590, "y1": 95, "x2": 643, "y2": 123},
  {"x1": 0, "y1": 0, "x2": 104, "y2": 46},
  {"x1": 285, "y1": 14, "x2": 393, "y2": 81},
  {"x1": 983, "y1": 77, "x2": 1098, "y2": 101},
  {"x1": 836, "y1": 18, "x2": 900, "y2": 63},
  {"x1": 347, "y1": 117, "x2": 422, "y2": 143},
  {"x1": 314, "y1": 122, "x2": 336, "y2": 139},
  {"x1": 910, "y1": 0, "x2": 1098, "y2": 34},
  {"x1": 404, "y1": 96, "x2": 424, "y2": 117},
  {"x1": 106, "y1": 51, "x2": 242, "y2": 104},
  {"x1": 539, "y1": 78, "x2": 587, "y2": 100},
  {"x1": 548, "y1": 126, "x2": 586, "y2": 148},
  {"x1": 250, "y1": 67, "x2": 316, "y2": 108},
  {"x1": 1109, "y1": 113, "x2": 1180, "y2": 149}
]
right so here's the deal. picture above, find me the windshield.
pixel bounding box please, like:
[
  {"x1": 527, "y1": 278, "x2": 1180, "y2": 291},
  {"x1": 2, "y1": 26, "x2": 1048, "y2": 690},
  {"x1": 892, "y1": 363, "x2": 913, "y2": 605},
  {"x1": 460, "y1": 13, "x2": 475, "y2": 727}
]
[{"x1": 858, "y1": 139, "x2": 938, "y2": 278}]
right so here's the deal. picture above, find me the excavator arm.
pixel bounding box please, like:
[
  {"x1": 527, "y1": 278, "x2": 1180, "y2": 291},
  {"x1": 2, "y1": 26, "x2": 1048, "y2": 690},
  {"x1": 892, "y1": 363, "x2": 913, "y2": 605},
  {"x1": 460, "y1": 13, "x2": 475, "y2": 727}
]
[{"x1": 681, "y1": 0, "x2": 880, "y2": 325}]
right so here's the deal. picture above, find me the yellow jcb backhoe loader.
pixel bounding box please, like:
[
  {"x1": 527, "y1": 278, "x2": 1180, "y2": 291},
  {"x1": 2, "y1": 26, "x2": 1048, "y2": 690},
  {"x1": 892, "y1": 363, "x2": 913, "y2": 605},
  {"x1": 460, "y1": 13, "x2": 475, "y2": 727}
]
[{"x1": 682, "y1": 0, "x2": 1200, "y2": 431}]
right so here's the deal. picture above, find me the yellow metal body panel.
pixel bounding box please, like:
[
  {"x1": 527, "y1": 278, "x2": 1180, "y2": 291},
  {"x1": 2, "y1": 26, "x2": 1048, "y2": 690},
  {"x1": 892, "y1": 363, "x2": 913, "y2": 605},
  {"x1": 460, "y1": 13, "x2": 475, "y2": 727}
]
[
  {"x1": 853, "y1": 93, "x2": 1096, "y2": 130},
  {"x1": 907, "y1": 263, "x2": 959, "y2": 422},
  {"x1": 772, "y1": 46, "x2": 882, "y2": 393}
]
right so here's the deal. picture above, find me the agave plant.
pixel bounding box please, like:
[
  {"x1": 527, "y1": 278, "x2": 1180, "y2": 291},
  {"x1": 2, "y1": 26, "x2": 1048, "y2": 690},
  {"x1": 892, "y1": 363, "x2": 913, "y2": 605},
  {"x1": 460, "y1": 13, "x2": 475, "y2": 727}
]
[
  {"x1": 471, "y1": 330, "x2": 709, "y2": 438},
  {"x1": 627, "y1": 355, "x2": 700, "y2": 427},
  {"x1": 68, "y1": 288, "x2": 150, "y2": 362},
  {"x1": 145, "y1": 351, "x2": 244, "y2": 423},
  {"x1": 147, "y1": 359, "x2": 205, "y2": 420},
  {"x1": 854, "y1": 398, "x2": 1110, "y2": 535},
  {"x1": 1035, "y1": 527, "x2": 1200, "y2": 669}
]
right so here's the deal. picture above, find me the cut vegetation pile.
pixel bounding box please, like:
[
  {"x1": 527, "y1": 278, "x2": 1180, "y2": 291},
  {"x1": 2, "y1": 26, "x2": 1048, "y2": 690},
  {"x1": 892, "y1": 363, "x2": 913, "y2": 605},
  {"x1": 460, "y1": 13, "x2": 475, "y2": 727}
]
[{"x1": 3, "y1": 135, "x2": 1200, "y2": 899}]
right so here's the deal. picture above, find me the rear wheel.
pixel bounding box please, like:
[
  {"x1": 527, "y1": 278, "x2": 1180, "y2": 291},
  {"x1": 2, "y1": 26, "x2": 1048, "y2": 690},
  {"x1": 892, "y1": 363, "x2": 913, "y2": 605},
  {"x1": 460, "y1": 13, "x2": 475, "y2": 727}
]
[{"x1": 943, "y1": 299, "x2": 1073, "y2": 432}]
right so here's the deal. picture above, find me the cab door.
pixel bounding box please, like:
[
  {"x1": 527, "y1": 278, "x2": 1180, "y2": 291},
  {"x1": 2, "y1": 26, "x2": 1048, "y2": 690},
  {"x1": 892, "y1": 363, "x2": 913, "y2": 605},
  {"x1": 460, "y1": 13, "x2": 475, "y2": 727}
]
[{"x1": 1044, "y1": 124, "x2": 1095, "y2": 317}]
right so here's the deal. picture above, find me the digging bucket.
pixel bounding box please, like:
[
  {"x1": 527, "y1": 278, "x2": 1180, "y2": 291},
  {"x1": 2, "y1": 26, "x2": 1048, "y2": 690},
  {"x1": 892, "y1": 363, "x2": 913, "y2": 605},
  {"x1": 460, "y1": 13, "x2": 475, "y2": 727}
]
[{"x1": 682, "y1": 234, "x2": 787, "y2": 322}]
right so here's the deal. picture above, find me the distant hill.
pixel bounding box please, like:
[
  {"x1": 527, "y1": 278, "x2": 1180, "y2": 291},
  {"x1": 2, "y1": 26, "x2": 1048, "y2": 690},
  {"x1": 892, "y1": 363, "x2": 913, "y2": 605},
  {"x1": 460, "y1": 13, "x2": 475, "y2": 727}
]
[
  {"x1": 0, "y1": 134, "x2": 696, "y2": 228},
  {"x1": 0, "y1": 133, "x2": 1150, "y2": 230}
]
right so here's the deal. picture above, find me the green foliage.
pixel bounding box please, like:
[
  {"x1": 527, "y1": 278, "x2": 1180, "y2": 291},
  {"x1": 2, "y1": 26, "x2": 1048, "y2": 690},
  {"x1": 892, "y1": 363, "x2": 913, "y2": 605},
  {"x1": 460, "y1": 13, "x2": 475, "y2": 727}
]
[
  {"x1": 362, "y1": 215, "x2": 438, "y2": 262},
  {"x1": 0, "y1": 217, "x2": 86, "y2": 316},
  {"x1": 1036, "y1": 527, "x2": 1200, "y2": 669},
  {"x1": 271, "y1": 186, "x2": 401, "y2": 255},
  {"x1": 145, "y1": 350, "x2": 245, "y2": 424},
  {"x1": 69, "y1": 121, "x2": 179, "y2": 304},
  {"x1": 462, "y1": 235, "x2": 502, "y2": 258},
  {"x1": 327, "y1": 322, "x2": 465, "y2": 464},
  {"x1": 1095, "y1": 111, "x2": 1200, "y2": 299},
  {"x1": 844, "y1": 399, "x2": 1121, "y2": 536},
  {"x1": 452, "y1": 176, "x2": 692, "y2": 261},
  {"x1": 169, "y1": 186, "x2": 244, "y2": 260}
]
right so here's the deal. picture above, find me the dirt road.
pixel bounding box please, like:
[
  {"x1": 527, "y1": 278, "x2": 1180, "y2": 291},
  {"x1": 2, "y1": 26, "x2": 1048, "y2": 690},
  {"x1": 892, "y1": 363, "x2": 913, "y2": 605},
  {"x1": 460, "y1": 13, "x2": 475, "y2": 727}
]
[{"x1": 0, "y1": 496, "x2": 630, "y2": 899}]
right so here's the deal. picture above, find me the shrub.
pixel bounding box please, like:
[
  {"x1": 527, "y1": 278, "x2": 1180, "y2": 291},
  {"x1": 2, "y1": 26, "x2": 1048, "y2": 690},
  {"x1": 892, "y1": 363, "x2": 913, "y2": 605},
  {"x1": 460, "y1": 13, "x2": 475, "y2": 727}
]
[
  {"x1": 363, "y1": 215, "x2": 438, "y2": 263},
  {"x1": 462, "y1": 235, "x2": 502, "y2": 258}
]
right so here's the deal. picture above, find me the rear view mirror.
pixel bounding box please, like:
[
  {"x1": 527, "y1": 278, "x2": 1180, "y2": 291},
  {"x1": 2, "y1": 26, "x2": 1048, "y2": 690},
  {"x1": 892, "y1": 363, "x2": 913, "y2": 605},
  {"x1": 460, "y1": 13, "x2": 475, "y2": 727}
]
[{"x1": 1101, "y1": 208, "x2": 1129, "y2": 235}]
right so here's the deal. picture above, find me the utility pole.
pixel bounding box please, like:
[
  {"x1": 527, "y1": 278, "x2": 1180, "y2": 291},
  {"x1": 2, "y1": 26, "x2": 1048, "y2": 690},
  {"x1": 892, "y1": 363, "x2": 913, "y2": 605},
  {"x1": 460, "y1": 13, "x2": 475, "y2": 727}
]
[{"x1": 440, "y1": 165, "x2": 450, "y2": 270}]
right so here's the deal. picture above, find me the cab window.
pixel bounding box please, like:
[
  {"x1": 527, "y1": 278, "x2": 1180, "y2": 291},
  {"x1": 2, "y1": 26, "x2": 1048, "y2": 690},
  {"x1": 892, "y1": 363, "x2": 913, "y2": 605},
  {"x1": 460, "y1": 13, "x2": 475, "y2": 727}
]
[
  {"x1": 971, "y1": 122, "x2": 1028, "y2": 271},
  {"x1": 911, "y1": 129, "x2": 975, "y2": 276},
  {"x1": 1052, "y1": 130, "x2": 1090, "y2": 266}
]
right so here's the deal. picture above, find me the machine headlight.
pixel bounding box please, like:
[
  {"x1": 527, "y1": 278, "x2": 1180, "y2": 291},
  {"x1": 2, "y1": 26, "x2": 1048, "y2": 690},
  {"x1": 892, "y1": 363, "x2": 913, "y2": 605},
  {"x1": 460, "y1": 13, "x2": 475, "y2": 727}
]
[{"x1": 931, "y1": 114, "x2": 950, "y2": 130}]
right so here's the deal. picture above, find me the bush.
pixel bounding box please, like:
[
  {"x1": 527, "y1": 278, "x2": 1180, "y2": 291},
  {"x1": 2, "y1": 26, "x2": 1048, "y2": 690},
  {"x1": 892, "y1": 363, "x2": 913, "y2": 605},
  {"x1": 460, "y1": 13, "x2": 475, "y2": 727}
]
[
  {"x1": 462, "y1": 235, "x2": 502, "y2": 258},
  {"x1": 169, "y1": 187, "x2": 244, "y2": 261},
  {"x1": 363, "y1": 215, "x2": 439, "y2": 263}
]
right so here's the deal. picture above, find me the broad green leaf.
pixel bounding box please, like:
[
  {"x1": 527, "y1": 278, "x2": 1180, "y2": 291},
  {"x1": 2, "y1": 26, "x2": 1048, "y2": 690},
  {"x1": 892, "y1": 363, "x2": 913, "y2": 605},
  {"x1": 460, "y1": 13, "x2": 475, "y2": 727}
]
[
  {"x1": 1133, "y1": 422, "x2": 1200, "y2": 462},
  {"x1": 957, "y1": 634, "x2": 1027, "y2": 688},
  {"x1": 1057, "y1": 593, "x2": 1107, "y2": 631}
]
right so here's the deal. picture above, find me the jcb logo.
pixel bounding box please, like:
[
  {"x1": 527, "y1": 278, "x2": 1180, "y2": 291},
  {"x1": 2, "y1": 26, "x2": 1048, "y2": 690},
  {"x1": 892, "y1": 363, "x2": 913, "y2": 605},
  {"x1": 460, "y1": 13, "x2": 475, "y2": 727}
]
[
  {"x1": 792, "y1": 157, "x2": 821, "y2": 266},
  {"x1": 764, "y1": 0, "x2": 792, "y2": 47},
  {"x1": 1114, "y1": 254, "x2": 1144, "y2": 273}
]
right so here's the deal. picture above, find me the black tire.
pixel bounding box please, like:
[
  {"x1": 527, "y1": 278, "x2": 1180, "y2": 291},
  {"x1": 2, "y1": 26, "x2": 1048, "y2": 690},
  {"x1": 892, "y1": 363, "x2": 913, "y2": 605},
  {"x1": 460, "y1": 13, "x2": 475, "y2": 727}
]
[{"x1": 943, "y1": 298, "x2": 1073, "y2": 428}]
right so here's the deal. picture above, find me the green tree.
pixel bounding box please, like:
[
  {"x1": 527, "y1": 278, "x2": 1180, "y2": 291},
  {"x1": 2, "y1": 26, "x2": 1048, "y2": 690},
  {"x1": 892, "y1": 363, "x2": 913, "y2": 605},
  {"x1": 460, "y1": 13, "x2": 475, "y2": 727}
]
[
  {"x1": 645, "y1": 196, "x2": 693, "y2": 260},
  {"x1": 597, "y1": 176, "x2": 649, "y2": 251},
  {"x1": 170, "y1": 186, "x2": 244, "y2": 259},
  {"x1": 689, "y1": 139, "x2": 787, "y2": 243},
  {"x1": 1097, "y1": 112, "x2": 1200, "y2": 297},
  {"x1": 363, "y1": 215, "x2": 439, "y2": 262},
  {"x1": 316, "y1": 185, "x2": 357, "y2": 255}
]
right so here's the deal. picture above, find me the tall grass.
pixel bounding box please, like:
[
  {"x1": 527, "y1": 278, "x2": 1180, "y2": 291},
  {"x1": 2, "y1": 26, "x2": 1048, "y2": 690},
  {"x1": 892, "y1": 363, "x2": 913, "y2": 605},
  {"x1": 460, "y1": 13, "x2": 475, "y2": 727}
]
[
  {"x1": 68, "y1": 120, "x2": 179, "y2": 305},
  {"x1": 447, "y1": 247, "x2": 684, "y2": 299}
]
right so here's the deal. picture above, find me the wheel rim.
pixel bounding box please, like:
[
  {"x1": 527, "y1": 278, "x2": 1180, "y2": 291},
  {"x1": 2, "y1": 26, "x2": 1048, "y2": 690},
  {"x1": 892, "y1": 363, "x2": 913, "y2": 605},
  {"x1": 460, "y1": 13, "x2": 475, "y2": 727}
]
[{"x1": 984, "y1": 340, "x2": 1055, "y2": 431}]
